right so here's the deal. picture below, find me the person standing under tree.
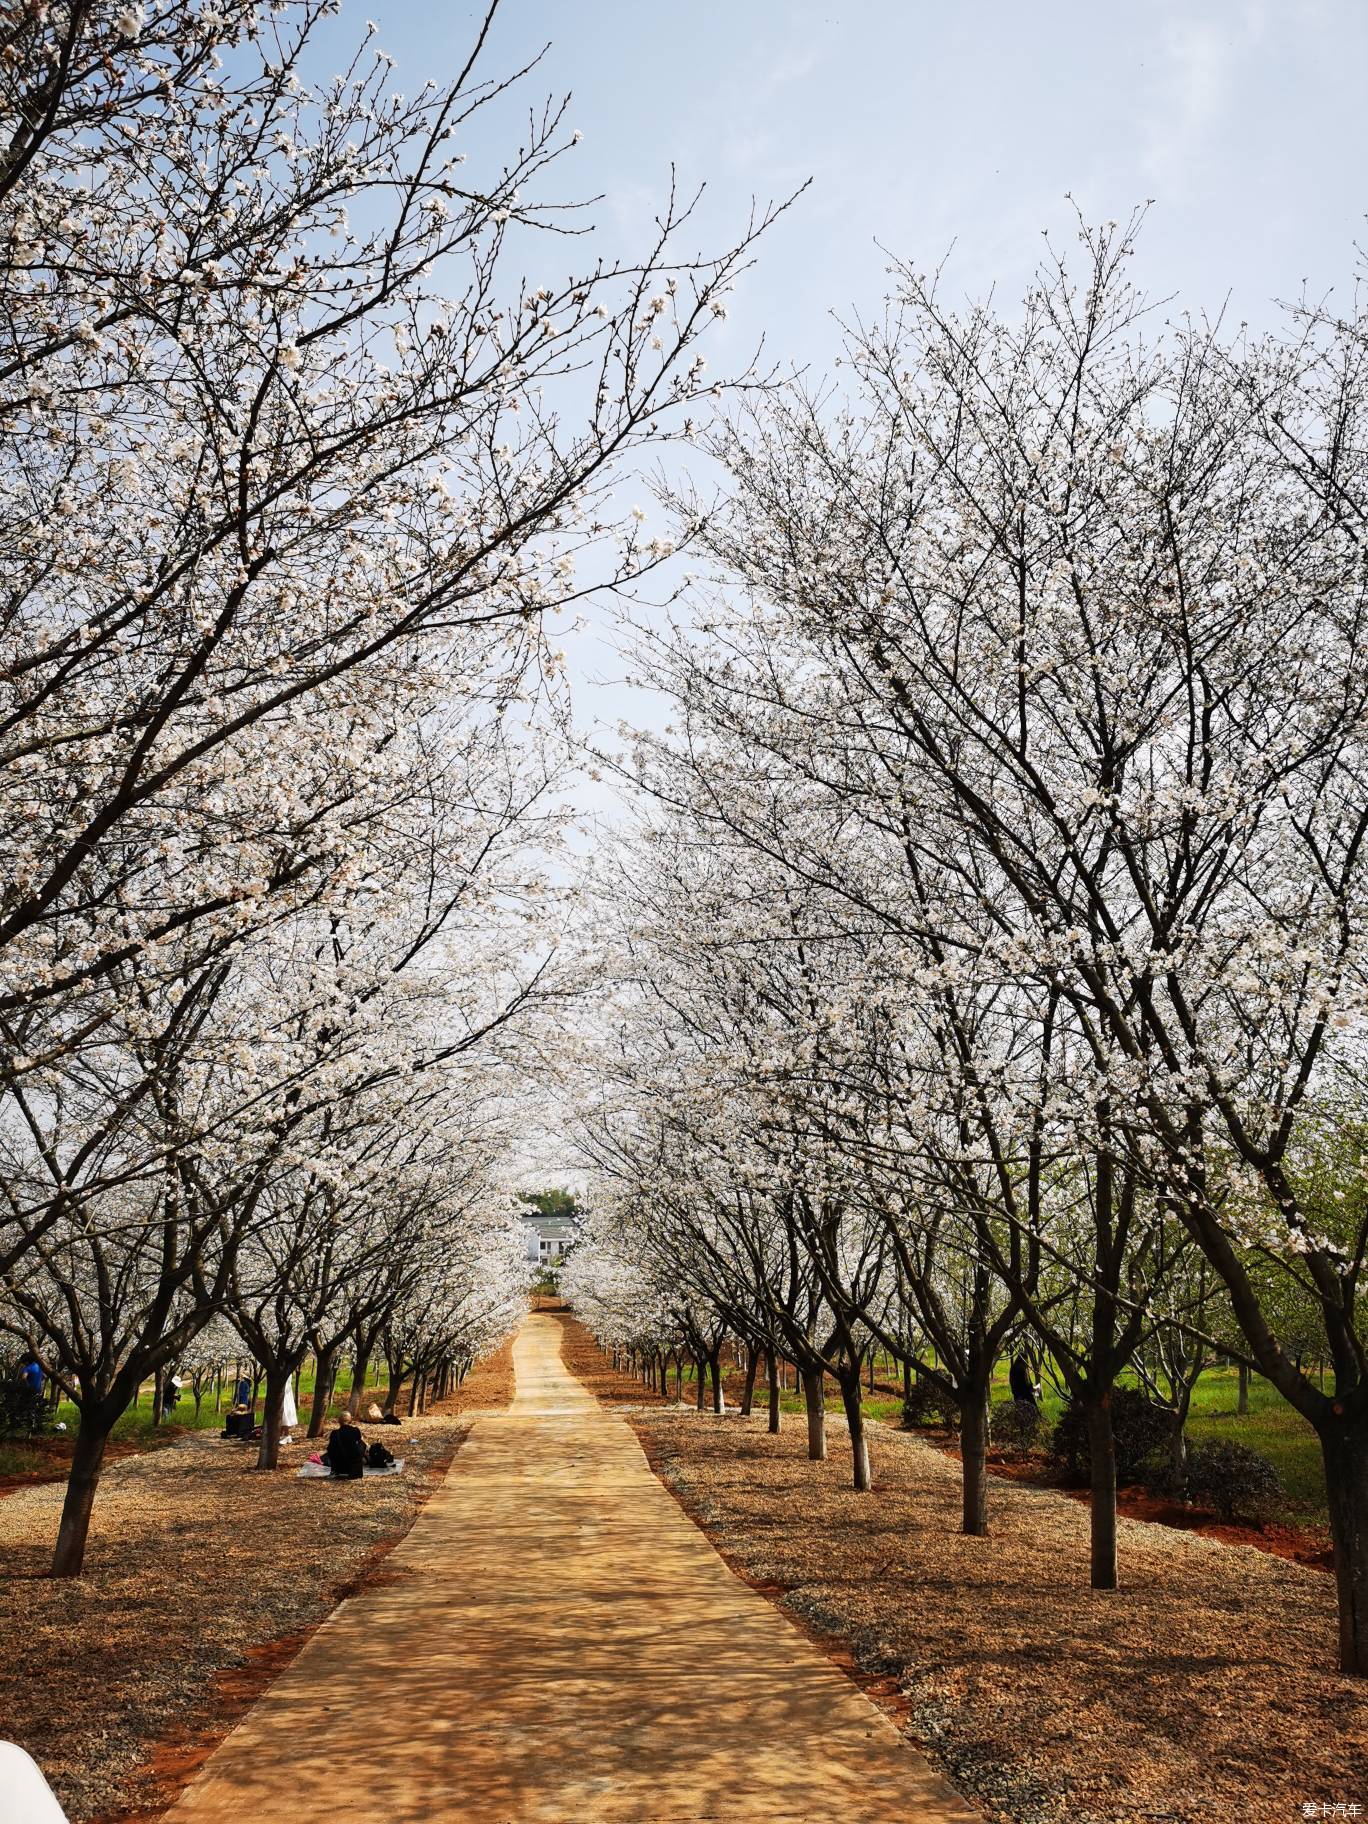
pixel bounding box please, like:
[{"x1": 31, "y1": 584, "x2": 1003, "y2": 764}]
[{"x1": 1010, "y1": 1355, "x2": 1040, "y2": 1408}]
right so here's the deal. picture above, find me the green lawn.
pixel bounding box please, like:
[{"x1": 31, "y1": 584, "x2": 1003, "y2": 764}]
[{"x1": 0, "y1": 1357, "x2": 389, "y2": 1479}]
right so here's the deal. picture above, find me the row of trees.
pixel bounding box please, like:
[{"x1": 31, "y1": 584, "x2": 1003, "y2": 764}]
[
  {"x1": 560, "y1": 216, "x2": 1368, "y2": 1675},
  {"x1": 0, "y1": 0, "x2": 769, "y2": 1574}
]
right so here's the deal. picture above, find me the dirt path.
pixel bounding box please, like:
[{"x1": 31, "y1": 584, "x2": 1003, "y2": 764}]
[{"x1": 162, "y1": 1312, "x2": 976, "y2": 1824}]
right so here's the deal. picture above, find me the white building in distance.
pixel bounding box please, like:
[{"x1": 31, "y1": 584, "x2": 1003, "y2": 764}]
[{"x1": 522, "y1": 1208, "x2": 580, "y2": 1265}]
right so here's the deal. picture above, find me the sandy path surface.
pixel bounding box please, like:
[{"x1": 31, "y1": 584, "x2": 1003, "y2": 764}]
[{"x1": 162, "y1": 1312, "x2": 976, "y2": 1823}]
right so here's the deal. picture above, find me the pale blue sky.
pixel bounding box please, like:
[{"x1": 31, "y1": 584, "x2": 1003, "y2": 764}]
[{"x1": 351, "y1": 0, "x2": 1368, "y2": 787}]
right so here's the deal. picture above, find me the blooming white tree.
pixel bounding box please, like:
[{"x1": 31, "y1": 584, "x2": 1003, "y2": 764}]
[
  {"x1": 619, "y1": 213, "x2": 1368, "y2": 1671},
  {"x1": 0, "y1": 0, "x2": 789, "y2": 1576}
]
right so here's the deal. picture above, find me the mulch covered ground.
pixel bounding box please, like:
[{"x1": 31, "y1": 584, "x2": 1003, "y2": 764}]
[
  {"x1": 560, "y1": 1325, "x2": 1366, "y2": 1824},
  {"x1": 0, "y1": 1338, "x2": 514, "y2": 1822}
]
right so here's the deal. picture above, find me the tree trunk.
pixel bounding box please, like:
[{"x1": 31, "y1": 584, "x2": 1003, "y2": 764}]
[
  {"x1": 960, "y1": 1381, "x2": 989, "y2": 1536},
  {"x1": 1237, "y1": 1360, "x2": 1249, "y2": 1416},
  {"x1": 1085, "y1": 1394, "x2": 1119, "y2": 1591},
  {"x1": 766, "y1": 1349, "x2": 781, "y2": 1433},
  {"x1": 1320, "y1": 1411, "x2": 1368, "y2": 1675},
  {"x1": 52, "y1": 1420, "x2": 111, "y2": 1577},
  {"x1": 1167, "y1": 1414, "x2": 1188, "y2": 1498},
  {"x1": 308, "y1": 1348, "x2": 338, "y2": 1440},
  {"x1": 347, "y1": 1347, "x2": 370, "y2": 1417},
  {"x1": 695, "y1": 1357, "x2": 707, "y2": 1411},
  {"x1": 801, "y1": 1366, "x2": 826, "y2": 1461},
  {"x1": 838, "y1": 1372, "x2": 871, "y2": 1491},
  {"x1": 257, "y1": 1368, "x2": 287, "y2": 1470},
  {"x1": 709, "y1": 1350, "x2": 725, "y2": 1415},
  {"x1": 152, "y1": 1366, "x2": 164, "y2": 1427},
  {"x1": 740, "y1": 1346, "x2": 759, "y2": 1417}
]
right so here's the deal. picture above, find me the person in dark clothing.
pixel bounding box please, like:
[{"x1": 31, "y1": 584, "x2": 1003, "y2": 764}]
[
  {"x1": 1009, "y1": 1355, "x2": 1039, "y2": 1407},
  {"x1": 12, "y1": 1353, "x2": 44, "y2": 1433},
  {"x1": 324, "y1": 1417, "x2": 365, "y2": 1480}
]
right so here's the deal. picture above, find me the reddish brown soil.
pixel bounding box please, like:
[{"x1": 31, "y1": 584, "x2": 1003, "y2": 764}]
[
  {"x1": 0, "y1": 1430, "x2": 186, "y2": 1498},
  {"x1": 932, "y1": 1436, "x2": 1334, "y2": 1572}
]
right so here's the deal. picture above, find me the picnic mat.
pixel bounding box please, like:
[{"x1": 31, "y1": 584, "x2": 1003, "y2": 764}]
[{"x1": 296, "y1": 1459, "x2": 405, "y2": 1478}]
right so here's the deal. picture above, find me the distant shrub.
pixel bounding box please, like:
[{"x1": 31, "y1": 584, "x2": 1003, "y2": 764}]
[
  {"x1": 1185, "y1": 1439, "x2": 1283, "y2": 1523},
  {"x1": 1049, "y1": 1387, "x2": 1171, "y2": 1484},
  {"x1": 901, "y1": 1380, "x2": 959, "y2": 1430},
  {"x1": 991, "y1": 1398, "x2": 1043, "y2": 1452}
]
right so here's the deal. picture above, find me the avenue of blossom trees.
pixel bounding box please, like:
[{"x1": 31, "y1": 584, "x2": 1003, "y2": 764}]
[
  {"x1": 561, "y1": 216, "x2": 1368, "y2": 1676},
  {"x1": 0, "y1": 0, "x2": 768, "y2": 1575}
]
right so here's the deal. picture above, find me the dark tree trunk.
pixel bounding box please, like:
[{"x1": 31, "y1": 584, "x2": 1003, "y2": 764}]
[
  {"x1": 801, "y1": 1366, "x2": 826, "y2": 1462},
  {"x1": 308, "y1": 1348, "x2": 338, "y2": 1439},
  {"x1": 960, "y1": 1382, "x2": 990, "y2": 1536},
  {"x1": 1320, "y1": 1410, "x2": 1368, "y2": 1675},
  {"x1": 740, "y1": 1346, "x2": 759, "y2": 1417},
  {"x1": 838, "y1": 1371, "x2": 871, "y2": 1492},
  {"x1": 1238, "y1": 1360, "x2": 1249, "y2": 1416},
  {"x1": 695, "y1": 1357, "x2": 707, "y2": 1411},
  {"x1": 1085, "y1": 1394, "x2": 1119, "y2": 1590},
  {"x1": 257, "y1": 1368, "x2": 287, "y2": 1470},
  {"x1": 766, "y1": 1349, "x2": 780, "y2": 1434},
  {"x1": 152, "y1": 1366, "x2": 164, "y2": 1426},
  {"x1": 347, "y1": 1347, "x2": 370, "y2": 1417},
  {"x1": 52, "y1": 1420, "x2": 111, "y2": 1577},
  {"x1": 1167, "y1": 1412, "x2": 1188, "y2": 1498},
  {"x1": 709, "y1": 1349, "x2": 725, "y2": 1415}
]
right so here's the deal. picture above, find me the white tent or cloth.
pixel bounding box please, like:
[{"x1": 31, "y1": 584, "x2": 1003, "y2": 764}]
[{"x1": 0, "y1": 1743, "x2": 68, "y2": 1823}]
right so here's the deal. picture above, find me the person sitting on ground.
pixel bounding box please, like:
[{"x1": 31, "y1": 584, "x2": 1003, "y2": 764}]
[{"x1": 323, "y1": 1413, "x2": 365, "y2": 1480}]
